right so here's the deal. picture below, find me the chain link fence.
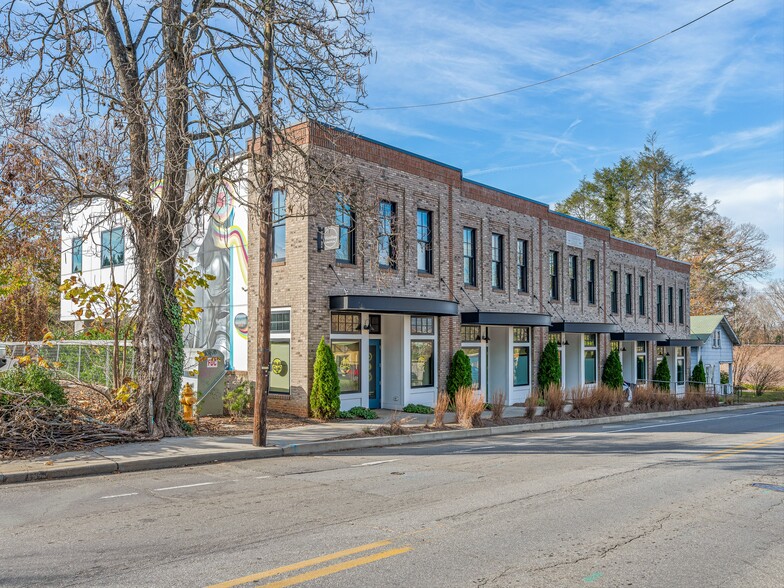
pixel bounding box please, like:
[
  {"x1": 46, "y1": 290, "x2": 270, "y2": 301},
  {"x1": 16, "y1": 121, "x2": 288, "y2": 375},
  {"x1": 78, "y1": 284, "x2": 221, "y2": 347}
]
[{"x1": 1, "y1": 341, "x2": 135, "y2": 388}]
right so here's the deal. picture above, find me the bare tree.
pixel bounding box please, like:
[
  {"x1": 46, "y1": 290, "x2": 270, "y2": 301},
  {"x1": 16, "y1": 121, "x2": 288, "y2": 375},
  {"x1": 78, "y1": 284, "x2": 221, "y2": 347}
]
[
  {"x1": 747, "y1": 362, "x2": 783, "y2": 396},
  {"x1": 0, "y1": 1, "x2": 372, "y2": 438},
  {"x1": 732, "y1": 345, "x2": 754, "y2": 389}
]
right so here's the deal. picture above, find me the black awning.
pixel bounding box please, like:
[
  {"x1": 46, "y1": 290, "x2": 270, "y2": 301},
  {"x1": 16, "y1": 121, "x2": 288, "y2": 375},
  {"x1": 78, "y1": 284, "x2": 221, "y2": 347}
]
[
  {"x1": 461, "y1": 311, "x2": 552, "y2": 327},
  {"x1": 329, "y1": 294, "x2": 459, "y2": 316},
  {"x1": 611, "y1": 332, "x2": 669, "y2": 342},
  {"x1": 657, "y1": 337, "x2": 698, "y2": 347},
  {"x1": 549, "y1": 321, "x2": 622, "y2": 334}
]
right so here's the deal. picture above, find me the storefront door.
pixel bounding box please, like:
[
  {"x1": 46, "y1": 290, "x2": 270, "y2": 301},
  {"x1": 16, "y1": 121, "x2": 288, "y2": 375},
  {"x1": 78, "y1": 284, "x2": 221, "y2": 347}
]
[{"x1": 368, "y1": 339, "x2": 381, "y2": 409}]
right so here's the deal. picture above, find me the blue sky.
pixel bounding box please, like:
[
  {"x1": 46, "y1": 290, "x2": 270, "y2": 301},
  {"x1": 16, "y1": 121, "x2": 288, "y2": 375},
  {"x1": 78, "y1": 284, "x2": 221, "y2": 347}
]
[{"x1": 350, "y1": 0, "x2": 784, "y2": 284}]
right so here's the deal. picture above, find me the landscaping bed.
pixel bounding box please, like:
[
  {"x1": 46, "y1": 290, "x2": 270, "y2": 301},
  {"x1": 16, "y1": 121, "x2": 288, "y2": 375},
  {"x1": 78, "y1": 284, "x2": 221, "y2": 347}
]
[{"x1": 195, "y1": 412, "x2": 317, "y2": 436}]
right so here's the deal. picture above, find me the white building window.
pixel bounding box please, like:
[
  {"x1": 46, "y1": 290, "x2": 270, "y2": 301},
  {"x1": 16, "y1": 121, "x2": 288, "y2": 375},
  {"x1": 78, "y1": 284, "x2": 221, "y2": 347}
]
[
  {"x1": 583, "y1": 334, "x2": 597, "y2": 385},
  {"x1": 513, "y1": 327, "x2": 530, "y2": 387},
  {"x1": 411, "y1": 316, "x2": 435, "y2": 388},
  {"x1": 713, "y1": 330, "x2": 721, "y2": 348}
]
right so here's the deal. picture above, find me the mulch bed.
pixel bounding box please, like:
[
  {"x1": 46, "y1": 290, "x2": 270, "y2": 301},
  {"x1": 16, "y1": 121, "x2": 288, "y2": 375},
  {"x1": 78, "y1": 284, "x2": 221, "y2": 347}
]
[{"x1": 195, "y1": 412, "x2": 319, "y2": 436}]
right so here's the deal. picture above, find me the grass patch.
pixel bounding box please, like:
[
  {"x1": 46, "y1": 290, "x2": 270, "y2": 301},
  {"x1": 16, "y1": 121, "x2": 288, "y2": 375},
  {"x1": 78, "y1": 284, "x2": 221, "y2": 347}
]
[{"x1": 736, "y1": 390, "x2": 784, "y2": 403}]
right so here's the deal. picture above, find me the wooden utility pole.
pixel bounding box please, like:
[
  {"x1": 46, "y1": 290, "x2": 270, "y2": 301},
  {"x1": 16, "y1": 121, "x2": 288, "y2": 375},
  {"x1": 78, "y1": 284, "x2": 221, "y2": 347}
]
[{"x1": 253, "y1": 3, "x2": 275, "y2": 447}]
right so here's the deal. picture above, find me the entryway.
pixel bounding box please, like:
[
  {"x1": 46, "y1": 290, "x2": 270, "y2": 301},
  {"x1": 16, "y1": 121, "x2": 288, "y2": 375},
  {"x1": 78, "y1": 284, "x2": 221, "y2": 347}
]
[{"x1": 368, "y1": 339, "x2": 381, "y2": 409}]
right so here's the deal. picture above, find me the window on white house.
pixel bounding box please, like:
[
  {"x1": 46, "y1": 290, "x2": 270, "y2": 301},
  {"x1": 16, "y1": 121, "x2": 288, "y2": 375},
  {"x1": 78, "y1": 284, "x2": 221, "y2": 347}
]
[
  {"x1": 72, "y1": 238, "x2": 83, "y2": 273},
  {"x1": 100, "y1": 227, "x2": 124, "y2": 268},
  {"x1": 713, "y1": 330, "x2": 721, "y2": 348}
]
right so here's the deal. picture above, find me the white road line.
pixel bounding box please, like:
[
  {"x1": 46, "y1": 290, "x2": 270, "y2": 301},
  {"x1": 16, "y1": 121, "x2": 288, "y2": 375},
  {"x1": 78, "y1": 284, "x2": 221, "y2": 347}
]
[
  {"x1": 153, "y1": 482, "x2": 217, "y2": 491},
  {"x1": 255, "y1": 475, "x2": 271, "y2": 479},
  {"x1": 99, "y1": 492, "x2": 139, "y2": 499},
  {"x1": 352, "y1": 459, "x2": 400, "y2": 467},
  {"x1": 609, "y1": 410, "x2": 784, "y2": 433}
]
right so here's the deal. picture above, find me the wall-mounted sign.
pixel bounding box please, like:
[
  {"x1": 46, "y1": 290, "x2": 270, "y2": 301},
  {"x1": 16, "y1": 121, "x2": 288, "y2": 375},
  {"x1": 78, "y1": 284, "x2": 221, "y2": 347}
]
[
  {"x1": 566, "y1": 231, "x2": 584, "y2": 249},
  {"x1": 323, "y1": 225, "x2": 340, "y2": 250}
]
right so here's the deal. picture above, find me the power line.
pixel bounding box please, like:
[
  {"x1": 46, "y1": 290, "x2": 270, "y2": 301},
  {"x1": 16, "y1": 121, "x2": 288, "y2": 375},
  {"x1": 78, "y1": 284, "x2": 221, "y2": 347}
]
[{"x1": 366, "y1": 0, "x2": 736, "y2": 111}]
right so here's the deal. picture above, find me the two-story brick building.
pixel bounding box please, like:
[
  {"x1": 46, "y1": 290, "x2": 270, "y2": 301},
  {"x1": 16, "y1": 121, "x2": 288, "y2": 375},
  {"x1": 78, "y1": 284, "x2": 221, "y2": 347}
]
[{"x1": 245, "y1": 123, "x2": 692, "y2": 416}]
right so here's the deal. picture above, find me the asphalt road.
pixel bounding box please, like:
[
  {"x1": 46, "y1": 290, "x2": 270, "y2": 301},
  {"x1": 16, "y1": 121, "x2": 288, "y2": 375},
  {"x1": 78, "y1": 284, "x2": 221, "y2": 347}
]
[{"x1": 1, "y1": 407, "x2": 783, "y2": 588}]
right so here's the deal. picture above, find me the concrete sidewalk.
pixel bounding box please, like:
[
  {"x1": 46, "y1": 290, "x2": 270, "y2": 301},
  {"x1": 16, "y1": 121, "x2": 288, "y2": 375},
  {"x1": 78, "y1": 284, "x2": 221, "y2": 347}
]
[{"x1": 1, "y1": 403, "x2": 780, "y2": 485}]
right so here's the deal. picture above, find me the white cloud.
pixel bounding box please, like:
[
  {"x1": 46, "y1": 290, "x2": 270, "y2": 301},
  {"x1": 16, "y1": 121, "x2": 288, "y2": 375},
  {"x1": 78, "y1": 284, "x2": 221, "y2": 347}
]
[
  {"x1": 693, "y1": 175, "x2": 784, "y2": 281},
  {"x1": 688, "y1": 121, "x2": 784, "y2": 159}
]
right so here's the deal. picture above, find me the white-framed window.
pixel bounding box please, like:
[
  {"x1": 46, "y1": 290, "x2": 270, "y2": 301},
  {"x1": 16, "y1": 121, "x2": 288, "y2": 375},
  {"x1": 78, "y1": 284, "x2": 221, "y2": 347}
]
[
  {"x1": 713, "y1": 329, "x2": 721, "y2": 348},
  {"x1": 513, "y1": 327, "x2": 530, "y2": 387},
  {"x1": 676, "y1": 346, "x2": 685, "y2": 385},
  {"x1": 636, "y1": 342, "x2": 647, "y2": 383},
  {"x1": 71, "y1": 237, "x2": 83, "y2": 274},
  {"x1": 270, "y1": 308, "x2": 291, "y2": 395},
  {"x1": 583, "y1": 334, "x2": 597, "y2": 385},
  {"x1": 411, "y1": 315, "x2": 435, "y2": 388}
]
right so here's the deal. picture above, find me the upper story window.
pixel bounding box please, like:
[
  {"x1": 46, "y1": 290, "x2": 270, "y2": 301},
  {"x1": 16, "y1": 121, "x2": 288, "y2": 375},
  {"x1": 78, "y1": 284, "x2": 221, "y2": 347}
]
[
  {"x1": 272, "y1": 189, "x2": 286, "y2": 261},
  {"x1": 656, "y1": 285, "x2": 663, "y2": 323},
  {"x1": 516, "y1": 239, "x2": 528, "y2": 293},
  {"x1": 72, "y1": 237, "x2": 83, "y2": 274},
  {"x1": 568, "y1": 254, "x2": 579, "y2": 302},
  {"x1": 610, "y1": 270, "x2": 618, "y2": 314},
  {"x1": 549, "y1": 250, "x2": 559, "y2": 300},
  {"x1": 491, "y1": 233, "x2": 504, "y2": 290},
  {"x1": 378, "y1": 200, "x2": 397, "y2": 269},
  {"x1": 668, "y1": 286, "x2": 674, "y2": 323},
  {"x1": 416, "y1": 209, "x2": 432, "y2": 274},
  {"x1": 639, "y1": 276, "x2": 646, "y2": 317},
  {"x1": 587, "y1": 259, "x2": 595, "y2": 304},
  {"x1": 335, "y1": 193, "x2": 355, "y2": 264},
  {"x1": 463, "y1": 227, "x2": 476, "y2": 286},
  {"x1": 713, "y1": 329, "x2": 721, "y2": 348},
  {"x1": 678, "y1": 288, "x2": 684, "y2": 324},
  {"x1": 625, "y1": 273, "x2": 633, "y2": 315},
  {"x1": 271, "y1": 309, "x2": 291, "y2": 333},
  {"x1": 100, "y1": 227, "x2": 124, "y2": 268}
]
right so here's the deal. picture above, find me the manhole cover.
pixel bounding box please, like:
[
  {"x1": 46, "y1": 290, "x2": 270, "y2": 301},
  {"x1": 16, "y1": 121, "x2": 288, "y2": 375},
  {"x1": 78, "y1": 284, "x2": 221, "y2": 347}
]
[{"x1": 752, "y1": 483, "x2": 784, "y2": 493}]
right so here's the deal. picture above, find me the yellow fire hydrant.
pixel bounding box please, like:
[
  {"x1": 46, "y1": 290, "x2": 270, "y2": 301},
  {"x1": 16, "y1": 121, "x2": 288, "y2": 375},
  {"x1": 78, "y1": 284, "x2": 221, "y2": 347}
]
[{"x1": 181, "y1": 383, "x2": 197, "y2": 424}]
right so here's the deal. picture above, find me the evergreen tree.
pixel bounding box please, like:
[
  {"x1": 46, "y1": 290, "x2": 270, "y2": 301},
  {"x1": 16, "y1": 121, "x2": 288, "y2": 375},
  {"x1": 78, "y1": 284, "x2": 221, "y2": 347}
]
[
  {"x1": 446, "y1": 349, "x2": 473, "y2": 399},
  {"x1": 537, "y1": 340, "x2": 561, "y2": 393},
  {"x1": 691, "y1": 359, "x2": 707, "y2": 388},
  {"x1": 310, "y1": 337, "x2": 341, "y2": 419},
  {"x1": 653, "y1": 356, "x2": 671, "y2": 391},
  {"x1": 602, "y1": 349, "x2": 624, "y2": 389}
]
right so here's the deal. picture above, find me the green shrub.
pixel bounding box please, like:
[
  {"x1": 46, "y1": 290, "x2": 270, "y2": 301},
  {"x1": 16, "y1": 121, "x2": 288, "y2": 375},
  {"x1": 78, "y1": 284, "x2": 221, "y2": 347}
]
[
  {"x1": 537, "y1": 340, "x2": 561, "y2": 393},
  {"x1": 310, "y1": 337, "x2": 341, "y2": 419},
  {"x1": 223, "y1": 381, "x2": 252, "y2": 417},
  {"x1": 337, "y1": 406, "x2": 378, "y2": 419},
  {"x1": 446, "y1": 350, "x2": 473, "y2": 399},
  {"x1": 601, "y1": 349, "x2": 624, "y2": 389},
  {"x1": 653, "y1": 357, "x2": 671, "y2": 391},
  {"x1": 402, "y1": 403, "x2": 433, "y2": 414},
  {"x1": 0, "y1": 364, "x2": 67, "y2": 407},
  {"x1": 691, "y1": 359, "x2": 706, "y2": 388}
]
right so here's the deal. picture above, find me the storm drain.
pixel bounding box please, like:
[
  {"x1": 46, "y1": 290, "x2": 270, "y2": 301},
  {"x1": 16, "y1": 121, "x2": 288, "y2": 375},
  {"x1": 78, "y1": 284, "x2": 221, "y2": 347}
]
[{"x1": 751, "y1": 483, "x2": 784, "y2": 493}]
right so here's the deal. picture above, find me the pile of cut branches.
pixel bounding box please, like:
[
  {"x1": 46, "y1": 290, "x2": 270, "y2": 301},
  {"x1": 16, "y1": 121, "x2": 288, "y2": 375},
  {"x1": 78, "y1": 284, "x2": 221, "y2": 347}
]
[{"x1": 0, "y1": 389, "x2": 148, "y2": 459}]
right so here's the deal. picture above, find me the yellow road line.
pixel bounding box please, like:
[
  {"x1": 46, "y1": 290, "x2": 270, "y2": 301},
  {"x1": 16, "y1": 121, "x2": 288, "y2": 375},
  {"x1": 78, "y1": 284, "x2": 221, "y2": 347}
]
[
  {"x1": 700, "y1": 434, "x2": 784, "y2": 461},
  {"x1": 206, "y1": 540, "x2": 392, "y2": 588},
  {"x1": 257, "y1": 546, "x2": 413, "y2": 588}
]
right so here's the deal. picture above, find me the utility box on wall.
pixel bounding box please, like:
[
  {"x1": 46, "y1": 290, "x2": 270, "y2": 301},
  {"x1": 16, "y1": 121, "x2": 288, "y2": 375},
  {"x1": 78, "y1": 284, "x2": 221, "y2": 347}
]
[{"x1": 197, "y1": 349, "x2": 226, "y2": 417}]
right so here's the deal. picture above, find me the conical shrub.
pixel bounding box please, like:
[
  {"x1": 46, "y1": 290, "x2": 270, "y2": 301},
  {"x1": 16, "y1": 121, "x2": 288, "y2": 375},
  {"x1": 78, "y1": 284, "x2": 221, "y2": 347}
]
[
  {"x1": 601, "y1": 349, "x2": 624, "y2": 389},
  {"x1": 310, "y1": 337, "x2": 341, "y2": 419}
]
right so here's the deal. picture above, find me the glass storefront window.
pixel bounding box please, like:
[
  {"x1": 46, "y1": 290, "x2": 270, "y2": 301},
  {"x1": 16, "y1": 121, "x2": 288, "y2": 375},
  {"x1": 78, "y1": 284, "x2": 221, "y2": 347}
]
[
  {"x1": 332, "y1": 341, "x2": 360, "y2": 393},
  {"x1": 636, "y1": 354, "x2": 647, "y2": 382},
  {"x1": 676, "y1": 357, "x2": 685, "y2": 385},
  {"x1": 462, "y1": 346, "x2": 481, "y2": 390},
  {"x1": 331, "y1": 312, "x2": 360, "y2": 334},
  {"x1": 269, "y1": 341, "x2": 290, "y2": 394},
  {"x1": 411, "y1": 341, "x2": 434, "y2": 388},
  {"x1": 583, "y1": 334, "x2": 597, "y2": 347},
  {"x1": 584, "y1": 350, "x2": 597, "y2": 384},
  {"x1": 513, "y1": 346, "x2": 529, "y2": 386}
]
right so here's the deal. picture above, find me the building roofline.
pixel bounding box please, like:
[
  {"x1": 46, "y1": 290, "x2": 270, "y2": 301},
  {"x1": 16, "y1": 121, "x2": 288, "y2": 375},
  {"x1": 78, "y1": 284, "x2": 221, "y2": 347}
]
[
  {"x1": 551, "y1": 210, "x2": 612, "y2": 233},
  {"x1": 462, "y1": 177, "x2": 549, "y2": 208}
]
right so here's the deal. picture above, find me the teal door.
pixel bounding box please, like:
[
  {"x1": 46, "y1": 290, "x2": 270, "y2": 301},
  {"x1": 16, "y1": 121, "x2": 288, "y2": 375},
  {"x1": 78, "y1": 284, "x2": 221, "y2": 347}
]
[{"x1": 368, "y1": 339, "x2": 381, "y2": 409}]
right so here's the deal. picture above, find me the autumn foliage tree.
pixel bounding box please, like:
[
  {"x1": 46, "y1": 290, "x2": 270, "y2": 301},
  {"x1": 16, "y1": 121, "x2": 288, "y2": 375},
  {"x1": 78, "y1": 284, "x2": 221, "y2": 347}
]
[{"x1": 0, "y1": 137, "x2": 61, "y2": 340}]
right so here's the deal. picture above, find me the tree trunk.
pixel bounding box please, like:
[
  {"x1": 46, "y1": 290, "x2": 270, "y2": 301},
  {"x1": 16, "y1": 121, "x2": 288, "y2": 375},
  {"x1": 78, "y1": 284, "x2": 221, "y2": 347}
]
[
  {"x1": 253, "y1": 7, "x2": 276, "y2": 447},
  {"x1": 123, "y1": 235, "x2": 182, "y2": 437}
]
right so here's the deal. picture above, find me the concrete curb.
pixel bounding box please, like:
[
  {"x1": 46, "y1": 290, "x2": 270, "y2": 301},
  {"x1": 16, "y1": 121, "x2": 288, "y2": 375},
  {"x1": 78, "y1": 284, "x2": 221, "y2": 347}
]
[{"x1": 2, "y1": 402, "x2": 780, "y2": 485}]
